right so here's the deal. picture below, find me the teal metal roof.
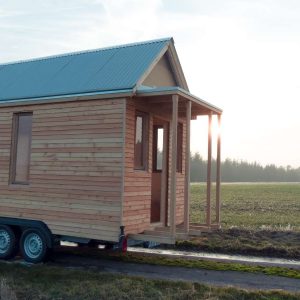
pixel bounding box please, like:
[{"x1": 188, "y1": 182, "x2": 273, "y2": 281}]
[{"x1": 0, "y1": 38, "x2": 172, "y2": 103}]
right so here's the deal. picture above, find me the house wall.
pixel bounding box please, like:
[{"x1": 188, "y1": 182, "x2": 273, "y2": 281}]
[
  {"x1": 142, "y1": 54, "x2": 177, "y2": 87},
  {"x1": 168, "y1": 120, "x2": 186, "y2": 225},
  {"x1": 0, "y1": 98, "x2": 125, "y2": 242},
  {"x1": 123, "y1": 98, "x2": 186, "y2": 234},
  {"x1": 123, "y1": 98, "x2": 153, "y2": 233}
]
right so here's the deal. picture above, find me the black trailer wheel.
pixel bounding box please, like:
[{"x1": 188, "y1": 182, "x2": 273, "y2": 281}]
[
  {"x1": 0, "y1": 225, "x2": 18, "y2": 259},
  {"x1": 20, "y1": 229, "x2": 48, "y2": 263}
]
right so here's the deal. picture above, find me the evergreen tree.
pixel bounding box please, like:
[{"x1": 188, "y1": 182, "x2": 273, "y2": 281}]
[{"x1": 189, "y1": 152, "x2": 300, "y2": 182}]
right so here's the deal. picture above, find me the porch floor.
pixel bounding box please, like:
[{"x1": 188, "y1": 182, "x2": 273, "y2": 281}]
[{"x1": 128, "y1": 223, "x2": 221, "y2": 244}]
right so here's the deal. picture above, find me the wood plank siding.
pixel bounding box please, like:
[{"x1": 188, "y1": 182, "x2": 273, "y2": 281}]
[
  {"x1": 0, "y1": 96, "x2": 187, "y2": 240},
  {"x1": 123, "y1": 99, "x2": 153, "y2": 233},
  {"x1": 123, "y1": 98, "x2": 186, "y2": 234},
  {"x1": 0, "y1": 98, "x2": 125, "y2": 242},
  {"x1": 168, "y1": 119, "x2": 186, "y2": 225}
]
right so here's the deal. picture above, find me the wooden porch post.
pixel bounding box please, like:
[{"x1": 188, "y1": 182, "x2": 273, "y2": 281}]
[
  {"x1": 184, "y1": 100, "x2": 191, "y2": 233},
  {"x1": 160, "y1": 122, "x2": 168, "y2": 226},
  {"x1": 170, "y1": 94, "x2": 178, "y2": 236},
  {"x1": 206, "y1": 112, "x2": 212, "y2": 226},
  {"x1": 216, "y1": 114, "x2": 222, "y2": 224}
]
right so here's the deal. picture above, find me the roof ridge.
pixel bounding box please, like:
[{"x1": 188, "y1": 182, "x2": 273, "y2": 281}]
[{"x1": 0, "y1": 37, "x2": 173, "y2": 67}]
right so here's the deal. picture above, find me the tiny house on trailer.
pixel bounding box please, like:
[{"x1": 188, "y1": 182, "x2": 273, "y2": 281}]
[{"x1": 0, "y1": 38, "x2": 222, "y2": 263}]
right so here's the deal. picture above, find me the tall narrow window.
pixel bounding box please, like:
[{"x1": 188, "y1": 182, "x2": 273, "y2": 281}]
[
  {"x1": 134, "y1": 111, "x2": 148, "y2": 170},
  {"x1": 177, "y1": 123, "x2": 183, "y2": 173},
  {"x1": 153, "y1": 126, "x2": 164, "y2": 172},
  {"x1": 11, "y1": 113, "x2": 33, "y2": 184}
]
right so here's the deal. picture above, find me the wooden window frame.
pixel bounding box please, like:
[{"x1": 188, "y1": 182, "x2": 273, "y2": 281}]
[
  {"x1": 176, "y1": 122, "x2": 183, "y2": 173},
  {"x1": 9, "y1": 112, "x2": 33, "y2": 185},
  {"x1": 134, "y1": 111, "x2": 149, "y2": 171}
]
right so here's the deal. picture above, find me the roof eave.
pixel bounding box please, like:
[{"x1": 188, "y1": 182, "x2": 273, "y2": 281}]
[
  {"x1": 0, "y1": 89, "x2": 134, "y2": 107},
  {"x1": 136, "y1": 87, "x2": 222, "y2": 114},
  {"x1": 167, "y1": 41, "x2": 189, "y2": 91}
]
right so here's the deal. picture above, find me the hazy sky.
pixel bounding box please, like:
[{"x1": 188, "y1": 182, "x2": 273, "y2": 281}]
[{"x1": 0, "y1": 0, "x2": 299, "y2": 167}]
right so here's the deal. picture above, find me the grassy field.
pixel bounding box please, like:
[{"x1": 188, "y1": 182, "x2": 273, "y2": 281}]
[
  {"x1": 0, "y1": 263, "x2": 299, "y2": 300},
  {"x1": 190, "y1": 183, "x2": 300, "y2": 230},
  {"x1": 173, "y1": 183, "x2": 300, "y2": 258},
  {"x1": 1, "y1": 183, "x2": 299, "y2": 299},
  {"x1": 175, "y1": 228, "x2": 300, "y2": 258}
]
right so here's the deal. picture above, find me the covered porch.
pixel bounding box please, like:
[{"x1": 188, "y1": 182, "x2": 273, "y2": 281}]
[{"x1": 128, "y1": 87, "x2": 222, "y2": 244}]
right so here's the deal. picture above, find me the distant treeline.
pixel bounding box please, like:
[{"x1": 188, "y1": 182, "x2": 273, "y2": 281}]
[{"x1": 190, "y1": 153, "x2": 300, "y2": 182}]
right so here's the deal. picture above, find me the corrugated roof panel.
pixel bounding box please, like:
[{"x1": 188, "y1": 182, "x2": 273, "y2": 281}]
[{"x1": 0, "y1": 38, "x2": 171, "y2": 102}]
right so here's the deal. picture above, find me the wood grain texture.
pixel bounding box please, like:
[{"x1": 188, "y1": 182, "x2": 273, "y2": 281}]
[
  {"x1": 122, "y1": 99, "x2": 153, "y2": 233},
  {"x1": 184, "y1": 101, "x2": 191, "y2": 232},
  {"x1": 170, "y1": 95, "x2": 178, "y2": 235},
  {"x1": 206, "y1": 112, "x2": 212, "y2": 226},
  {"x1": 216, "y1": 114, "x2": 221, "y2": 224},
  {"x1": 122, "y1": 97, "x2": 186, "y2": 234},
  {"x1": 0, "y1": 96, "x2": 188, "y2": 241},
  {"x1": 0, "y1": 98, "x2": 125, "y2": 242}
]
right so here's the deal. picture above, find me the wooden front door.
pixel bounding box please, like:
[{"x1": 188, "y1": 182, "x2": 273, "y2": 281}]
[{"x1": 151, "y1": 120, "x2": 169, "y2": 224}]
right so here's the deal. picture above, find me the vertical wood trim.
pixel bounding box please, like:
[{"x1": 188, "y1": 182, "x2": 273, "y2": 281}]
[
  {"x1": 206, "y1": 112, "x2": 212, "y2": 226},
  {"x1": 184, "y1": 100, "x2": 191, "y2": 233},
  {"x1": 134, "y1": 111, "x2": 149, "y2": 171},
  {"x1": 216, "y1": 114, "x2": 221, "y2": 224},
  {"x1": 9, "y1": 114, "x2": 18, "y2": 184},
  {"x1": 170, "y1": 94, "x2": 178, "y2": 236},
  {"x1": 160, "y1": 122, "x2": 168, "y2": 226},
  {"x1": 26, "y1": 113, "x2": 33, "y2": 184},
  {"x1": 120, "y1": 98, "x2": 127, "y2": 228},
  {"x1": 9, "y1": 112, "x2": 33, "y2": 185}
]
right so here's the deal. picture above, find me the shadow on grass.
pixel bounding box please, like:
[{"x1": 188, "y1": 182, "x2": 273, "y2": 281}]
[{"x1": 0, "y1": 262, "x2": 299, "y2": 300}]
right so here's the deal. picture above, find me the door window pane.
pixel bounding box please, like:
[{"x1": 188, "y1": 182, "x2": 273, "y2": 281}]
[
  {"x1": 156, "y1": 128, "x2": 164, "y2": 170},
  {"x1": 153, "y1": 127, "x2": 164, "y2": 171},
  {"x1": 177, "y1": 123, "x2": 183, "y2": 173}
]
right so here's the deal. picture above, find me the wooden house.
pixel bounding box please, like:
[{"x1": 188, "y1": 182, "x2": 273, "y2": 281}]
[{"x1": 0, "y1": 38, "x2": 222, "y2": 262}]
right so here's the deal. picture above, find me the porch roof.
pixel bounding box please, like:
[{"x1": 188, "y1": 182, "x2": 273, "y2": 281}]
[{"x1": 136, "y1": 86, "x2": 222, "y2": 115}]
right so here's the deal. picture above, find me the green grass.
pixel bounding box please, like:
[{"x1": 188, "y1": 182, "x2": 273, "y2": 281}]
[
  {"x1": 190, "y1": 183, "x2": 300, "y2": 230},
  {"x1": 55, "y1": 247, "x2": 300, "y2": 280},
  {"x1": 0, "y1": 262, "x2": 299, "y2": 300},
  {"x1": 120, "y1": 252, "x2": 300, "y2": 279},
  {"x1": 182, "y1": 183, "x2": 300, "y2": 258}
]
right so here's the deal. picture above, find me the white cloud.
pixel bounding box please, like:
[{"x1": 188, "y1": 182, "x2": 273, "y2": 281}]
[{"x1": 0, "y1": 0, "x2": 299, "y2": 167}]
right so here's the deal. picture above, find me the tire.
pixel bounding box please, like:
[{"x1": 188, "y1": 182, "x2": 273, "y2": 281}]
[
  {"x1": 0, "y1": 225, "x2": 18, "y2": 260},
  {"x1": 20, "y1": 229, "x2": 48, "y2": 263},
  {"x1": 105, "y1": 243, "x2": 114, "y2": 250},
  {"x1": 87, "y1": 240, "x2": 99, "y2": 249}
]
